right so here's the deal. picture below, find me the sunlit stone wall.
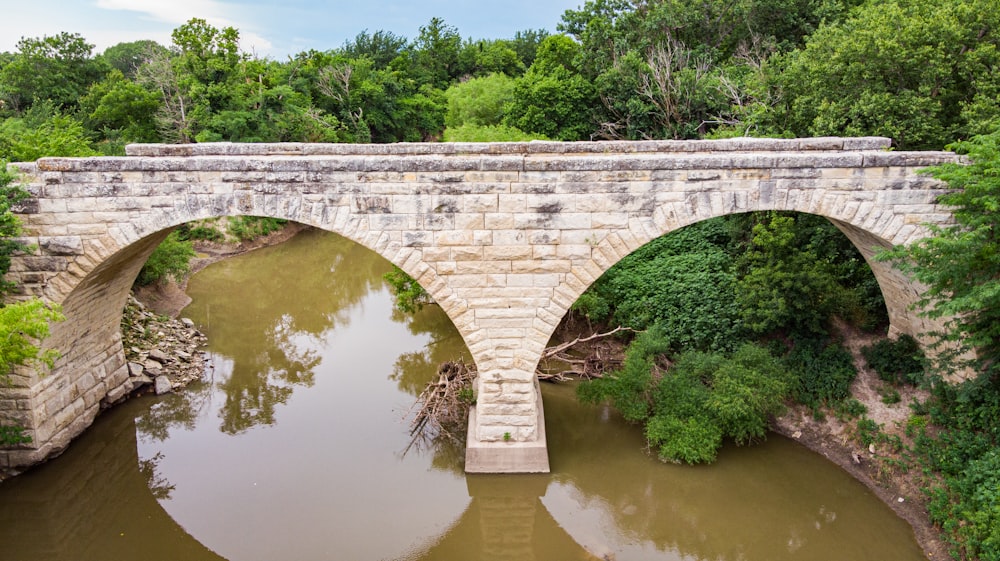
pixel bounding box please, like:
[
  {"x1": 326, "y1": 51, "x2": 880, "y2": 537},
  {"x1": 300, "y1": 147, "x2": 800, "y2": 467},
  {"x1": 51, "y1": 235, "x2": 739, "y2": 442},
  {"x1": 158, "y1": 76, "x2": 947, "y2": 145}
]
[{"x1": 0, "y1": 138, "x2": 959, "y2": 473}]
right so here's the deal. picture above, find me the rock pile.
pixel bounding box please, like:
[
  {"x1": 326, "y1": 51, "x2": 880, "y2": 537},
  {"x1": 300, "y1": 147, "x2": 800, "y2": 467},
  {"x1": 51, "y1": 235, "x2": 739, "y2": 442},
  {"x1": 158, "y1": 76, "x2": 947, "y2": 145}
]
[{"x1": 119, "y1": 295, "x2": 208, "y2": 398}]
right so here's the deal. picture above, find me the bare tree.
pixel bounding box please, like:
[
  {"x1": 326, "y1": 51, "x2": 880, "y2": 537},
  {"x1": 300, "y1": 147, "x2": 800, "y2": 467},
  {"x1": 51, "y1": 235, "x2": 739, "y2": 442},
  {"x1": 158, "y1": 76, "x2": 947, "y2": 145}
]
[{"x1": 136, "y1": 47, "x2": 192, "y2": 143}]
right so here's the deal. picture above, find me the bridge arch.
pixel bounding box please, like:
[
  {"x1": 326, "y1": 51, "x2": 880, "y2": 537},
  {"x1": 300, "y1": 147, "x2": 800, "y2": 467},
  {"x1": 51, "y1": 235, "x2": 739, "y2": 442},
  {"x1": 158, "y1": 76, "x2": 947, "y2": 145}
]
[{"x1": 2, "y1": 138, "x2": 958, "y2": 474}]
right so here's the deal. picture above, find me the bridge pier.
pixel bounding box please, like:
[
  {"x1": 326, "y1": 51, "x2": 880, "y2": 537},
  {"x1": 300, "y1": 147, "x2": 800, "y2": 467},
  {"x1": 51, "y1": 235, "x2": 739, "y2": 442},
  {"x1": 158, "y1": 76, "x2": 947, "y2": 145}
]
[{"x1": 465, "y1": 376, "x2": 549, "y2": 473}]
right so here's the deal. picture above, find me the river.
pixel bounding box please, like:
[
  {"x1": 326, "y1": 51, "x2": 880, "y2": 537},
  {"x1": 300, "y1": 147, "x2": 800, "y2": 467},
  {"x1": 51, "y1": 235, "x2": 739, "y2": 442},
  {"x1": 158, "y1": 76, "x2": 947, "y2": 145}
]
[{"x1": 0, "y1": 227, "x2": 927, "y2": 560}]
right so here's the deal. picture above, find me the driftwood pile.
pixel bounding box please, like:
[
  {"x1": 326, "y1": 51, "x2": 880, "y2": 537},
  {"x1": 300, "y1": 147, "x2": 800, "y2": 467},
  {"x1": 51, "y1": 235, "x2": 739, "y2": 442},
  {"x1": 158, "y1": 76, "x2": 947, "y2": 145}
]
[{"x1": 404, "y1": 328, "x2": 631, "y2": 450}]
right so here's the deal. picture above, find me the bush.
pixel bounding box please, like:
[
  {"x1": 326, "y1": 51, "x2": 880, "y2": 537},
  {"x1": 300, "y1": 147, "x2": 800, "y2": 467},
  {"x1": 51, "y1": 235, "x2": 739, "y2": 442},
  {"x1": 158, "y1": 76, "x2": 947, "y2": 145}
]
[
  {"x1": 383, "y1": 266, "x2": 433, "y2": 314},
  {"x1": 442, "y1": 123, "x2": 545, "y2": 142},
  {"x1": 227, "y1": 216, "x2": 286, "y2": 242},
  {"x1": 646, "y1": 414, "x2": 722, "y2": 464},
  {"x1": 785, "y1": 336, "x2": 857, "y2": 407},
  {"x1": 861, "y1": 334, "x2": 926, "y2": 385},
  {"x1": 582, "y1": 336, "x2": 792, "y2": 464},
  {"x1": 176, "y1": 220, "x2": 224, "y2": 242},
  {"x1": 136, "y1": 232, "x2": 195, "y2": 286}
]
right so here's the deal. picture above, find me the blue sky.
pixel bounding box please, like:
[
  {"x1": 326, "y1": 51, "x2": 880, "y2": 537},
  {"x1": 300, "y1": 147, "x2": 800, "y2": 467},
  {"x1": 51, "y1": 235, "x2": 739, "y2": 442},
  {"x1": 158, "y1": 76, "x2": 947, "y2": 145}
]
[{"x1": 1, "y1": 0, "x2": 583, "y2": 59}]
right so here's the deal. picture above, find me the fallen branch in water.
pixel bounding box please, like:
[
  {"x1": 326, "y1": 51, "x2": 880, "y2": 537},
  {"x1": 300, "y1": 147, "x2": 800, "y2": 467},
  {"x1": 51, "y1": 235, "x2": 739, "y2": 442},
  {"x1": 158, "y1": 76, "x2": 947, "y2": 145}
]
[
  {"x1": 537, "y1": 326, "x2": 634, "y2": 381},
  {"x1": 402, "y1": 327, "x2": 633, "y2": 450},
  {"x1": 402, "y1": 361, "x2": 476, "y2": 458}
]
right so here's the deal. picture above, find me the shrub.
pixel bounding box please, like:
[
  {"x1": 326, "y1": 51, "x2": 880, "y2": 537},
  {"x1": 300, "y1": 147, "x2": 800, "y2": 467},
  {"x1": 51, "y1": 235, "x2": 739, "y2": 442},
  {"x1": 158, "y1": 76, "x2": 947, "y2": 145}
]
[
  {"x1": 785, "y1": 336, "x2": 857, "y2": 407},
  {"x1": 583, "y1": 336, "x2": 792, "y2": 464},
  {"x1": 136, "y1": 231, "x2": 195, "y2": 286},
  {"x1": 227, "y1": 216, "x2": 287, "y2": 242},
  {"x1": 383, "y1": 266, "x2": 433, "y2": 313},
  {"x1": 855, "y1": 418, "x2": 880, "y2": 447},
  {"x1": 861, "y1": 334, "x2": 926, "y2": 385},
  {"x1": 176, "y1": 220, "x2": 224, "y2": 242}
]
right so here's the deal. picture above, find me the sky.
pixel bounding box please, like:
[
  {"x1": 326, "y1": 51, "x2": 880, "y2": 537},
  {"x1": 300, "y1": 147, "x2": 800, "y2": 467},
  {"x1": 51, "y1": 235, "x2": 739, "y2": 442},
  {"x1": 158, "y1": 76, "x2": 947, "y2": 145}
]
[{"x1": 0, "y1": 0, "x2": 583, "y2": 59}]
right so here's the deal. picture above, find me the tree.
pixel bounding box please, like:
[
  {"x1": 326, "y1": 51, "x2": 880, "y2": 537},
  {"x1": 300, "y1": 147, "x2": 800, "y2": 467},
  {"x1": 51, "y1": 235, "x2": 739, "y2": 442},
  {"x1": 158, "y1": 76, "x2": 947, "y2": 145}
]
[
  {"x1": 882, "y1": 129, "x2": 1000, "y2": 377},
  {"x1": 444, "y1": 73, "x2": 515, "y2": 128},
  {"x1": 100, "y1": 40, "x2": 169, "y2": 78},
  {"x1": 0, "y1": 101, "x2": 97, "y2": 162},
  {"x1": 503, "y1": 35, "x2": 597, "y2": 140},
  {"x1": 338, "y1": 30, "x2": 408, "y2": 69},
  {"x1": 136, "y1": 231, "x2": 195, "y2": 286},
  {"x1": 775, "y1": 0, "x2": 1000, "y2": 149},
  {"x1": 80, "y1": 69, "x2": 162, "y2": 146},
  {"x1": 0, "y1": 32, "x2": 109, "y2": 113},
  {"x1": 580, "y1": 329, "x2": 792, "y2": 464},
  {"x1": 736, "y1": 213, "x2": 847, "y2": 336},
  {"x1": 408, "y1": 17, "x2": 463, "y2": 90}
]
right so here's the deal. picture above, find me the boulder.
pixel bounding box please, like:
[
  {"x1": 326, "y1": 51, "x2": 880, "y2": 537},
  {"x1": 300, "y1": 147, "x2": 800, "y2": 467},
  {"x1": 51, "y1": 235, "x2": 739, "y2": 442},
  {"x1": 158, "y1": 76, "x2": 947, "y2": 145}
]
[
  {"x1": 132, "y1": 374, "x2": 153, "y2": 388},
  {"x1": 127, "y1": 362, "x2": 145, "y2": 377},
  {"x1": 147, "y1": 348, "x2": 171, "y2": 363},
  {"x1": 154, "y1": 375, "x2": 172, "y2": 395}
]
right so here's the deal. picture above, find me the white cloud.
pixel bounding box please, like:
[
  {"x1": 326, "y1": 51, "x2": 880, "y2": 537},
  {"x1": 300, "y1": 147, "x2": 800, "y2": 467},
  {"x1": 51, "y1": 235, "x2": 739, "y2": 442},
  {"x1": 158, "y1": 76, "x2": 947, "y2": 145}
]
[
  {"x1": 95, "y1": 0, "x2": 231, "y2": 25},
  {"x1": 95, "y1": 0, "x2": 274, "y2": 54}
]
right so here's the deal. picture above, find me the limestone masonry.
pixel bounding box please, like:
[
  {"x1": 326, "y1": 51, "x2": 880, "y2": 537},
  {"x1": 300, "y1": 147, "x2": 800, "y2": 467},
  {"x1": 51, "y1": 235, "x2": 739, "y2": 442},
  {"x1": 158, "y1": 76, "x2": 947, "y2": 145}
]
[{"x1": 0, "y1": 138, "x2": 960, "y2": 474}]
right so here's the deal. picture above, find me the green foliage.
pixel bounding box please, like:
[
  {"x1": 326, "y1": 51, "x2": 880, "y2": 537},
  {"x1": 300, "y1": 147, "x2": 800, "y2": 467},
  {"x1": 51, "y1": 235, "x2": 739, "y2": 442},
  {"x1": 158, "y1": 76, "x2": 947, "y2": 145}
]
[
  {"x1": 0, "y1": 299, "x2": 64, "y2": 376},
  {"x1": 80, "y1": 69, "x2": 161, "y2": 144},
  {"x1": 383, "y1": 266, "x2": 433, "y2": 314},
  {"x1": 581, "y1": 334, "x2": 792, "y2": 464},
  {"x1": 833, "y1": 398, "x2": 868, "y2": 420},
  {"x1": 0, "y1": 102, "x2": 97, "y2": 161},
  {"x1": 175, "y1": 220, "x2": 224, "y2": 242},
  {"x1": 785, "y1": 336, "x2": 857, "y2": 408},
  {"x1": 407, "y1": 18, "x2": 463, "y2": 90},
  {"x1": 443, "y1": 124, "x2": 544, "y2": 142},
  {"x1": 882, "y1": 130, "x2": 1000, "y2": 378},
  {"x1": 582, "y1": 218, "x2": 743, "y2": 352},
  {"x1": 0, "y1": 32, "x2": 109, "y2": 113},
  {"x1": 924, "y1": 449, "x2": 1000, "y2": 560},
  {"x1": 776, "y1": 0, "x2": 1000, "y2": 149},
  {"x1": 226, "y1": 216, "x2": 286, "y2": 242},
  {"x1": 136, "y1": 231, "x2": 195, "y2": 286},
  {"x1": 0, "y1": 425, "x2": 31, "y2": 446},
  {"x1": 0, "y1": 164, "x2": 30, "y2": 293},
  {"x1": 737, "y1": 213, "x2": 854, "y2": 336},
  {"x1": 706, "y1": 344, "x2": 793, "y2": 445},
  {"x1": 503, "y1": 36, "x2": 597, "y2": 140},
  {"x1": 861, "y1": 335, "x2": 926, "y2": 386},
  {"x1": 855, "y1": 417, "x2": 880, "y2": 447},
  {"x1": 444, "y1": 73, "x2": 515, "y2": 128},
  {"x1": 645, "y1": 414, "x2": 722, "y2": 464},
  {"x1": 0, "y1": 164, "x2": 65, "y2": 395},
  {"x1": 100, "y1": 40, "x2": 169, "y2": 78},
  {"x1": 880, "y1": 387, "x2": 901, "y2": 405}
]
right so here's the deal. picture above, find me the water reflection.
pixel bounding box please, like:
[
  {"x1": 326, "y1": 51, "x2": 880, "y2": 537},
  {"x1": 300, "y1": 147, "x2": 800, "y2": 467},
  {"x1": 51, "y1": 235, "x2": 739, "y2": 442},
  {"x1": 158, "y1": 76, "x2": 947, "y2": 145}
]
[
  {"x1": 0, "y1": 228, "x2": 929, "y2": 561},
  {"x1": 181, "y1": 228, "x2": 388, "y2": 435}
]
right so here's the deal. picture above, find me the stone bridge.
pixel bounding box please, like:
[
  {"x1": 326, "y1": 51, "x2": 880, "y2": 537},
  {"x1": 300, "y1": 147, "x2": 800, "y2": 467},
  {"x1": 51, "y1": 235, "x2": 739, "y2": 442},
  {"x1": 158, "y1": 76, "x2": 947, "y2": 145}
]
[{"x1": 0, "y1": 137, "x2": 958, "y2": 474}]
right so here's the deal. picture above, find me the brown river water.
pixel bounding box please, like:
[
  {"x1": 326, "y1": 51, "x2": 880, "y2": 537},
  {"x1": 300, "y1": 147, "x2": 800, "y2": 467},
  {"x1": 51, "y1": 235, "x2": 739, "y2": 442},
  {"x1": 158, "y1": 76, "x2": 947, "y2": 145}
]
[{"x1": 0, "y1": 228, "x2": 927, "y2": 560}]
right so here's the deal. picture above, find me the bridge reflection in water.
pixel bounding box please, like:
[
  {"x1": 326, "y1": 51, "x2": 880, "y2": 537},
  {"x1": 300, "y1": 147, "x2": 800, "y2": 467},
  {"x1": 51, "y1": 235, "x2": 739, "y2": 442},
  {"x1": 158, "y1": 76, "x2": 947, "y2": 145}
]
[{"x1": 0, "y1": 385, "x2": 928, "y2": 561}]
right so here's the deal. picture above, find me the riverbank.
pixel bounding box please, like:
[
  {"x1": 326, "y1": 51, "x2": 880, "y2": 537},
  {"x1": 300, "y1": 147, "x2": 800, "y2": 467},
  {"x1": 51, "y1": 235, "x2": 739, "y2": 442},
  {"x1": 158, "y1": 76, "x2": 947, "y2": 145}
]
[{"x1": 772, "y1": 321, "x2": 945, "y2": 560}]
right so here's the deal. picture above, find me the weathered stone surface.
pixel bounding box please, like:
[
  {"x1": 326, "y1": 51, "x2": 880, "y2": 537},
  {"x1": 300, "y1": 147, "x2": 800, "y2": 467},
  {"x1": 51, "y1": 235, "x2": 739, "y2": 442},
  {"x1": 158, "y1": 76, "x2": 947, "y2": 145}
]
[
  {"x1": 147, "y1": 349, "x2": 171, "y2": 363},
  {"x1": 2, "y1": 138, "x2": 962, "y2": 475},
  {"x1": 154, "y1": 376, "x2": 172, "y2": 395}
]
